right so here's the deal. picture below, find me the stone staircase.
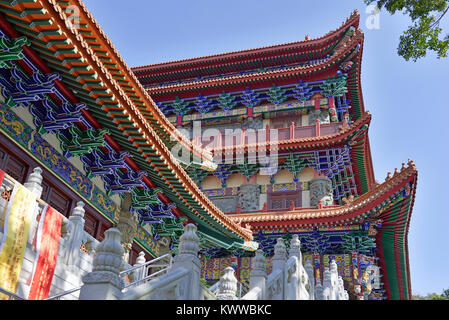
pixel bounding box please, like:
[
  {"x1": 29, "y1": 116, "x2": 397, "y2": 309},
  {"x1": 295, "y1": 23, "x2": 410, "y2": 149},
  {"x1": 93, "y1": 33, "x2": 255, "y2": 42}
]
[{"x1": 0, "y1": 167, "x2": 348, "y2": 300}]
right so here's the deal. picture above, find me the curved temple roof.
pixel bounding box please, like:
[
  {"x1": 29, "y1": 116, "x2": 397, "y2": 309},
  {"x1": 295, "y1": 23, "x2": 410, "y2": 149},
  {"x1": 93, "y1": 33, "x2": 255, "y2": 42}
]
[
  {"x1": 228, "y1": 160, "x2": 418, "y2": 300},
  {"x1": 0, "y1": 0, "x2": 253, "y2": 248},
  {"x1": 0, "y1": 2, "x2": 417, "y2": 300}
]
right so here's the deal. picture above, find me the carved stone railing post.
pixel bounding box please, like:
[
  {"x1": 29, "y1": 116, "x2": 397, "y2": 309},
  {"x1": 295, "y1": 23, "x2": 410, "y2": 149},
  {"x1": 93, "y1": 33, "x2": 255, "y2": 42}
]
[
  {"x1": 315, "y1": 278, "x2": 324, "y2": 300},
  {"x1": 269, "y1": 238, "x2": 287, "y2": 300},
  {"x1": 170, "y1": 223, "x2": 201, "y2": 300},
  {"x1": 24, "y1": 167, "x2": 43, "y2": 198},
  {"x1": 272, "y1": 238, "x2": 287, "y2": 271},
  {"x1": 249, "y1": 249, "x2": 267, "y2": 300},
  {"x1": 217, "y1": 267, "x2": 238, "y2": 300},
  {"x1": 328, "y1": 260, "x2": 349, "y2": 300},
  {"x1": 62, "y1": 201, "x2": 86, "y2": 267},
  {"x1": 285, "y1": 235, "x2": 301, "y2": 300},
  {"x1": 131, "y1": 251, "x2": 146, "y2": 282},
  {"x1": 336, "y1": 276, "x2": 349, "y2": 300},
  {"x1": 24, "y1": 167, "x2": 43, "y2": 242},
  {"x1": 329, "y1": 260, "x2": 339, "y2": 294},
  {"x1": 289, "y1": 235, "x2": 301, "y2": 260},
  {"x1": 322, "y1": 267, "x2": 332, "y2": 300},
  {"x1": 304, "y1": 260, "x2": 315, "y2": 300},
  {"x1": 79, "y1": 228, "x2": 125, "y2": 300}
]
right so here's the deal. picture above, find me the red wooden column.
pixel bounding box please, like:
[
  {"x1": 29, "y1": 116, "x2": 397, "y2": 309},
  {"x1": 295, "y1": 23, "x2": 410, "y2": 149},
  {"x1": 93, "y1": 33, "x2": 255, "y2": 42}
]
[
  {"x1": 328, "y1": 96, "x2": 338, "y2": 122},
  {"x1": 314, "y1": 96, "x2": 321, "y2": 136},
  {"x1": 314, "y1": 96, "x2": 321, "y2": 112},
  {"x1": 290, "y1": 122, "x2": 295, "y2": 139},
  {"x1": 247, "y1": 107, "x2": 254, "y2": 118},
  {"x1": 265, "y1": 124, "x2": 270, "y2": 143},
  {"x1": 176, "y1": 115, "x2": 183, "y2": 127},
  {"x1": 315, "y1": 119, "x2": 321, "y2": 136}
]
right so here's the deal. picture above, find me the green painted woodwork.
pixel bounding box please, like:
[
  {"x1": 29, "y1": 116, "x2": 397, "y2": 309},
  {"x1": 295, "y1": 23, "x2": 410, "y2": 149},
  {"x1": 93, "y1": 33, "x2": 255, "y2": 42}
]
[
  {"x1": 320, "y1": 74, "x2": 348, "y2": 98},
  {"x1": 341, "y1": 232, "x2": 376, "y2": 254},
  {"x1": 267, "y1": 84, "x2": 288, "y2": 105}
]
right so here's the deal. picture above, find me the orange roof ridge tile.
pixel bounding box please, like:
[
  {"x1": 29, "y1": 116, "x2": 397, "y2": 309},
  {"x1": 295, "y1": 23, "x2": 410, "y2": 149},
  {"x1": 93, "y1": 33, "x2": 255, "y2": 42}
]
[
  {"x1": 69, "y1": 0, "x2": 212, "y2": 162},
  {"x1": 40, "y1": 0, "x2": 252, "y2": 241},
  {"x1": 227, "y1": 160, "x2": 417, "y2": 224},
  {"x1": 146, "y1": 28, "x2": 364, "y2": 94}
]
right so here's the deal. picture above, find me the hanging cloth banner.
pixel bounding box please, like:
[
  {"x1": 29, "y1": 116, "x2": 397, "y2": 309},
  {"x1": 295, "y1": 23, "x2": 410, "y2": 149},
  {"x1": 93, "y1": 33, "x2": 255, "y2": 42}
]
[
  {"x1": 28, "y1": 205, "x2": 62, "y2": 300},
  {"x1": 0, "y1": 182, "x2": 37, "y2": 300},
  {"x1": 0, "y1": 169, "x2": 5, "y2": 228}
]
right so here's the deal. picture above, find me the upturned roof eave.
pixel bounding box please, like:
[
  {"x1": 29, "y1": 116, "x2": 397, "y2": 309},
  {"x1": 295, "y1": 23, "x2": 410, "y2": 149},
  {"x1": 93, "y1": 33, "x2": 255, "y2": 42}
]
[
  {"x1": 131, "y1": 10, "x2": 361, "y2": 74},
  {"x1": 145, "y1": 30, "x2": 364, "y2": 98},
  {"x1": 0, "y1": 0, "x2": 253, "y2": 244},
  {"x1": 227, "y1": 161, "x2": 417, "y2": 228}
]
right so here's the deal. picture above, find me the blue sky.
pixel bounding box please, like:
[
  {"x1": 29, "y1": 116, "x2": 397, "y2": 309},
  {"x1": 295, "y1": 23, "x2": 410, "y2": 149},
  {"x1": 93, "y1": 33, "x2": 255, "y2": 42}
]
[{"x1": 83, "y1": 0, "x2": 449, "y2": 296}]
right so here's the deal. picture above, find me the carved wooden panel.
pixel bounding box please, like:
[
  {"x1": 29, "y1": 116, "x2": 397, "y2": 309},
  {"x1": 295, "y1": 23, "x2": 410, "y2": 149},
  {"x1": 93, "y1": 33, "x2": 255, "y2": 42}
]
[
  {"x1": 41, "y1": 180, "x2": 72, "y2": 217},
  {"x1": 84, "y1": 211, "x2": 99, "y2": 238},
  {"x1": 0, "y1": 144, "x2": 29, "y2": 183},
  {"x1": 96, "y1": 222, "x2": 110, "y2": 242}
]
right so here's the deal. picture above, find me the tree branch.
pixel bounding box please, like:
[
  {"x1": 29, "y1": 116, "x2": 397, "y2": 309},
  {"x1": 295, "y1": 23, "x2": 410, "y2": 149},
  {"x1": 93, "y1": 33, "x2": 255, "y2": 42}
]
[{"x1": 430, "y1": 5, "x2": 449, "y2": 29}]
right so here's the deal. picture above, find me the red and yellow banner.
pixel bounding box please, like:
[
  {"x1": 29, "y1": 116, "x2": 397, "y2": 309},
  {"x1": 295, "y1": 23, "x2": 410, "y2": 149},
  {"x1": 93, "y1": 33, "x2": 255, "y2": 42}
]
[
  {"x1": 0, "y1": 183, "x2": 37, "y2": 299},
  {"x1": 28, "y1": 205, "x2": 62, "y2": 300},
  {"x1": 0, "y1": 169, "x2": 5, "y2": 230}
]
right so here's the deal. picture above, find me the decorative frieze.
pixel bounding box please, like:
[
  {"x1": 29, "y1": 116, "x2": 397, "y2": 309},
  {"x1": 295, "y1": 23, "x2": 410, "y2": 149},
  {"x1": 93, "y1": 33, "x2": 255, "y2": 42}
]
[{"x1": 0, "y1": 101, "x2": 159, "y2": 256}]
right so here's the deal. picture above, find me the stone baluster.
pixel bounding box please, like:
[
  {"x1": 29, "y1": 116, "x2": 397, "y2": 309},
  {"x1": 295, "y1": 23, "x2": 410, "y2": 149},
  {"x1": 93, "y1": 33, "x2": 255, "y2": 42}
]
[
  {"x1": 24, "y1": 167, "x2": 43, "y2": 243},
  {"x1": 217, "y1": 267, "x2": 238, "y2": 300},
  {"x1": 289, "y1": 235, "x2": 301, "y2": 260},
  {"x1": 322, "y1": 267, "x2": 332, "y2": 300},
  {"x1": 286, "y1": 235, "x2": 302, "y2": 300},
  {"x1": 249, "y1": 249, "x2": 267, "y2": 300},
  {"x1": 79, "y1": 228, "x2": 125, "y2": 300},
  {"x1": 315, "y1": 278, "x2": 324, "y2": 300},
  {"x1": 170, "y1": 223, "x2": 201, "y2": 300},
  {"x1": 330, "y1": 260, "x2": 343, "y2": 300},
  {"x1": 62, "y1": 201, "x2": 87, "y2": 267},
  {"x1": 272, "y1": 238, "x2": 287, "y2": 300},
  {"x1": 24, "y1": 167, "x2": 43, "y2": 198},
  {"x1": 329, "y1": 260, "x2": 339, "y2": 287},
  {"x1": 131, "y1": 251, "x2": 147, "y2": 283},
  {"x1": 337, "y1": 276, "x2": 349, "y2": 300},
  {"x1": 272, "y1": 238, "x2": 287, "y2": 271},
  {"x1": 304, "y1": 260, "x2": 315, "y2": 300}
]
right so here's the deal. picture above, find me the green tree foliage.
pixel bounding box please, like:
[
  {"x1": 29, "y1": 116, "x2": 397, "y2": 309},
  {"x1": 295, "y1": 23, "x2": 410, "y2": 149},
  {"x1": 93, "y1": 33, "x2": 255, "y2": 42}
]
[
  {"x1": 412, "y1": 288, "x2": 449, "y2": 300},
  {"x1": 365, "y1": 0, "x2": 449, "y2": 61}
]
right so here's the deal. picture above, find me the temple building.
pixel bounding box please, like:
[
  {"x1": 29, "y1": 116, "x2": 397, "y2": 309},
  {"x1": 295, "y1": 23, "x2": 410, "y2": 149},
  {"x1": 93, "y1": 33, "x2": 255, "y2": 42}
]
[
  {"x1": 0, "y1": 1, "x2": 416, "y2": 301},
  {"x1": 132, "y1": 11, "x2": 417, "y2": 300}
]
